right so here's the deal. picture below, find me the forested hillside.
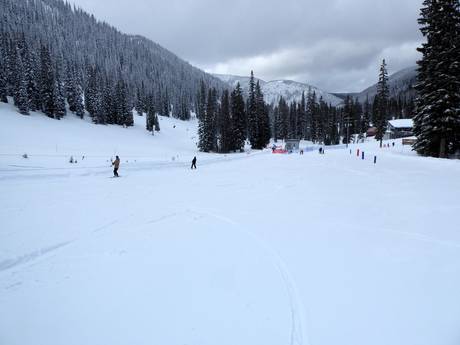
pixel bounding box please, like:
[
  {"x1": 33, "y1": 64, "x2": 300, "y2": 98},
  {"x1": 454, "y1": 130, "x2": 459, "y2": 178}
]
[{"x1": 0, "y1": 0, "x2": 226, "y2": 125}]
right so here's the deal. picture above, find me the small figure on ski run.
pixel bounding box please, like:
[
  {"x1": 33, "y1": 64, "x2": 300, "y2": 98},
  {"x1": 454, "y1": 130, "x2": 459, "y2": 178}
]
[
  {"x1": 272, "y1": 144, "x2": 276, "y2": 153},
  {"x1": 112, "y1": 156, "x2": 120, "y2": 177},
  {"x1": 319, "y1": 147, "x2": 323, "y2": 154},
  {"x1": 191, "y1": 156, "x2": 197, "y2": 170}
]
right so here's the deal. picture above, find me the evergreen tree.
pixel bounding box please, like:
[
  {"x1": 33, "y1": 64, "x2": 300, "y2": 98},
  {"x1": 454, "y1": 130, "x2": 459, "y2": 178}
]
[
  {"x1": 375, "y1": 59, "x2": 389, "y2": 145},
  {"x1": 16, "y1": 55, "x2": 29, "y2": 115},
  {"x1": 0, "y1": 66, "x2": 7, "y2": 103},
  {"x1": 247, "y1": 71, "x2": 259, "y2": 148},
  {"x1": 198, "y1": 88, "x2": 216, "y2": 152},
  {"x1": 277, "y1": 97, "x2": 289, "y2": 140},
  {"x1": 308, "y1": 91, "x2": 319, "y2": 143},
  {"x1": 0, "y1": 35, "x2": 8, "y2": 103},
  {"x1": 39, "y1": 45, "x2": 55, "y2": 118},
  {"x1": 363, "y1": 95, "x2": 371, "y2": 133},
  {"x1": 298, "y1": 92, "x2": 307, "y2": 139},
  {"x1": 53, "y1": 65, "x2": 66, "y2": 119},
  {"x1": 255, "y1": 81, "x2": 270, "y2": 148},
  {"x1": 135, "y1": 82, "x2": 146, "y2": 116},
  {"x1": 230, "y1": 82, "x2": 246, "y2": 152},
  {"x1": 219, "y1": 90, "x2": 232, "y2": 153},
  {"x1": 197, "y1": 80, "x2": 207, "y2": 120},
  {"x1": 413, "y1": 0, "x2": 460, "y2": 157},
  {"x1": 146, "y1": 94, "x2": 155, "y2": 132},
  {"x1": 154, "y1": 113, "x2": 160, "y2": 132}
]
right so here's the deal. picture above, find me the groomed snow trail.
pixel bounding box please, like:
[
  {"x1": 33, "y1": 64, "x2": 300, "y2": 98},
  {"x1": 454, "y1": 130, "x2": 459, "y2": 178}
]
[{"x1": 1, "y1": 104, "x2": 460, "y2": 345}]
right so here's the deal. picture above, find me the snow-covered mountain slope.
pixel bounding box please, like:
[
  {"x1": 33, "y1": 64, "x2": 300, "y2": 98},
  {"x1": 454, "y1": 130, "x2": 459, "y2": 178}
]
[
  {"x1": 2, "y1": 102, "x2": 460, "y2": 345},
  {"x1": 355, "y1": 66, "x2": 418, "y2": 102},
  {"x1": 214, "y1": 74, "x2": 343, "y2": 106}
]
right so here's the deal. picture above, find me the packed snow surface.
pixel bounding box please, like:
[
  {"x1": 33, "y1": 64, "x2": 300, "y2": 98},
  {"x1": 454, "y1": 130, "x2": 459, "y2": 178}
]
[{"x1": 1, "y1": 103, "x2": 460, "y2": 345}]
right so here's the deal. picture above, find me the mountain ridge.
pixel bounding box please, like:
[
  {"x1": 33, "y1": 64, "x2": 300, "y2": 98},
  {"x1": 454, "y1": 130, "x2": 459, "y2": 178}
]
[{"x1": 213, "y1": 74, "x2": 343, "y2": 106}]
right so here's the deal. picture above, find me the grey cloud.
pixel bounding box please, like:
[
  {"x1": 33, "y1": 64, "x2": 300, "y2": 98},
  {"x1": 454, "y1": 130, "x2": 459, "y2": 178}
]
[{"x1": 71, "y1": 0, "x2": 424, "y2": 92}]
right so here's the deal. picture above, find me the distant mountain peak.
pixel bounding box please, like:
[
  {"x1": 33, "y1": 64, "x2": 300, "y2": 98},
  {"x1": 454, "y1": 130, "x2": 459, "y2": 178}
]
[{"x1": 213, "y1": 74, "x2": 343, "y2": 106}]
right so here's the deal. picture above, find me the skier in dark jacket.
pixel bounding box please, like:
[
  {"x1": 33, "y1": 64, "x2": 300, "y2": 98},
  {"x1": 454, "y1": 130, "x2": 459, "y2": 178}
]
[
  {"x1": 112, "y1": 156, "x2": 120, "y2": 177},
  {"x1": 191, "y1": 156, "x2": 197, "y2": 169}
]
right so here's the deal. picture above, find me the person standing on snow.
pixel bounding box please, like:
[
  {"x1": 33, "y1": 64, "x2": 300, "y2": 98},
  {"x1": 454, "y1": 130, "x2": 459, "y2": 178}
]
[
  {"x1": 112, "y1": 155, "x2": 120, "y2": 177},
  {"x1": 191, "y1": 156, "x2": 197, "y2": 170}
]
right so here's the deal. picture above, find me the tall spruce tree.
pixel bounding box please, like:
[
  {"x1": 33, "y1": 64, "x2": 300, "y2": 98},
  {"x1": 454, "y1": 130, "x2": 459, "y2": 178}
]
[
  {"x1": 219, "y1": 90, "x2": 232, "y2": 153},
  {"x1": 413, "y1": 0, "x2": 460, "y2": 157},
  {"x1": 0, "y1": 36, "x2": 8, "y2": 103},
  {"x1": 53, "y1": 65, "x2": 66, "y2": 120},
  {"x1": 39, "y1": 44, "x2": 55, "y2": 118},
  {"x1": 247, "y1": 71, "x2": 259, "y2": 149},
  {"x1": 230, "y1": 82, "x2": 246, "y2": 152},
  {"x1": 16, "y1": 54, "x2": 29, "y2": 115},
  {"x1": 375, "y1": 59, "x2": 389, "y2": 145},
  {"x1": 255, "y1": 81, "x2": 270, "y2": 148},
  {"x1": 198, "y1": 88, "x2": 215, "y2": 152}
]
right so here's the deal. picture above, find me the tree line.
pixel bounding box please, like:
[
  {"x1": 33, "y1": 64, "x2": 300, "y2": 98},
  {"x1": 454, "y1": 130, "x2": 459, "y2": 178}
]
[
  {"x1": 197, "y1": 66, "x2": 417, "y2": 153},
  {"x1": 197, "y1": 71, "x2": 270, "y2": 153}
]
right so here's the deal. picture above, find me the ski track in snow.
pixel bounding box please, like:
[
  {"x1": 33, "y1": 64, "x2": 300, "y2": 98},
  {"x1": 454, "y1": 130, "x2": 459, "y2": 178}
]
[
  {"x1": 0, "y1": 241, "x2": 72, "y2": 273},
  {"x1": 0, "y1": 151, "x2": 267, "y2": 182},
  {"x1": 186, "y1": 207, "x2": 310, "y2": 345}
]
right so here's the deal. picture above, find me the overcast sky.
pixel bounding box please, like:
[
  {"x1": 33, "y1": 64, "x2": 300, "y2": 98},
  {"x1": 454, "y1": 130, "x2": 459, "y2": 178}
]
[{"x1": 70, "y1": 0, "x2": 423, "y2": 92}]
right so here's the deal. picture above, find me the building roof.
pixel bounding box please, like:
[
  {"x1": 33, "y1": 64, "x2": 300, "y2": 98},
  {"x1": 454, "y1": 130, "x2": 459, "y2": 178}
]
[{"x1": 388, "y1": 119, "x2": 414, "y2": 129}]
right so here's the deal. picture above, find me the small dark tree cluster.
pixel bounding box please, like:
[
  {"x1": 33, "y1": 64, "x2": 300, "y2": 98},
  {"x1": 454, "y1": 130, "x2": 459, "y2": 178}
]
[
  {"x1": 273, "y1": 88, "x2": 340, "y2": 145},
  {"x1": 198, "y1": 81, "x2": 248, "y2": 153}
]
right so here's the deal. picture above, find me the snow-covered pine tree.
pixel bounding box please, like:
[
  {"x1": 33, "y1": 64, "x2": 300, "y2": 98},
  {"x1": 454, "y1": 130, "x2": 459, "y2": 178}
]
[
  {"x1": 135, "y1": 82, "x2": 146, "y2": 116},
  {"x1": 0, "y1": 34, "x2": 8, "y2": 103},
  {"x1": 154, "y1": 113, "x2": 160, "y2": 132},
  {"x1": 118, "y1": 78, "x2": 133, "y2": 127},
  {"x1": 0, "y1": 66, "x2": 7, "y2": 103},
  {"x1": 219, "y1": 90, "x2": 232, "y2": 153},
  {"x1": 247, "y1": 71, "x2": 259, "y2": 149},
  {"x1": 198, "y1": 88, "x2": 216, "y2": 152},
  {"x1": 413, "y1": 0, "x2": 460, "y2": 158},
  {"x1": 273, "y1": 105, "x2": 280, "y2": 142},
  {"x1": 255, "y1": 80, "x2": 270, "y2": 149},
  {"x1": 277, "y1": 97, "x2": 289, "y2": 140},
  {"x1": 298, "y1": 92, "x2": 307, "y2": 139},
  {"x1": 328, "y1": 106, "x2": 340, "y2": 145},
  {"x1": 146, "y1": 93, "x2": 155, "y2": 132},
  {"x1": 308, "y1": 90, "x2": 318, "y2": 143},
  {"x1": 197, "y1": 80, "x2": 207, "y2": 121},
  {"x1": 19, "y1": 39, "x2": 41, "y2": 112},
  {"x1": 287, "y1": 101, "x2": 296, "y2": 139},
  {"x1": 53, "y1": 66, "x2": 66, "y2": 120},
  {"x1": 16, "y1": 54, "x2": 29, "y2": 115},
  {"x1": 39, "y1": 44, "x2": 55, "y2": 118},
  {"x1": 65, "y1": 62, "x2": 83, "y2": 117},
  {"x1": 230, "y1": 82, "x2": 246, "y2": 152},
  {"x1": 375, "y1": 59, "x2": 389, "y2": 145}
]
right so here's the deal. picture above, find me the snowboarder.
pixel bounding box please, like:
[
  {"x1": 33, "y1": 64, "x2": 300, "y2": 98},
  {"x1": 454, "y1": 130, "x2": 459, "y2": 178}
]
[
  {"x1": 112, "y1": 156, "x2": 120, "y2": 177},
  {"x1": 191, "y1": 156, "x2": 197, "y2": 170}
]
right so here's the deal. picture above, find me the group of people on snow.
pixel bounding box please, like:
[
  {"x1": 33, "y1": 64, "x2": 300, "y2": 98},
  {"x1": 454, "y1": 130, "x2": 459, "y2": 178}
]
[{"x1": 110, "y1": 155, "x2": 197, "y2": 177}]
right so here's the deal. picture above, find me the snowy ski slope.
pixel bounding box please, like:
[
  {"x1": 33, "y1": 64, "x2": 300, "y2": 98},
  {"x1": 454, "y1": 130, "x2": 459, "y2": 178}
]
[{"x1": 1, "y1": 103, "x2": 460, "y2": 345}]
